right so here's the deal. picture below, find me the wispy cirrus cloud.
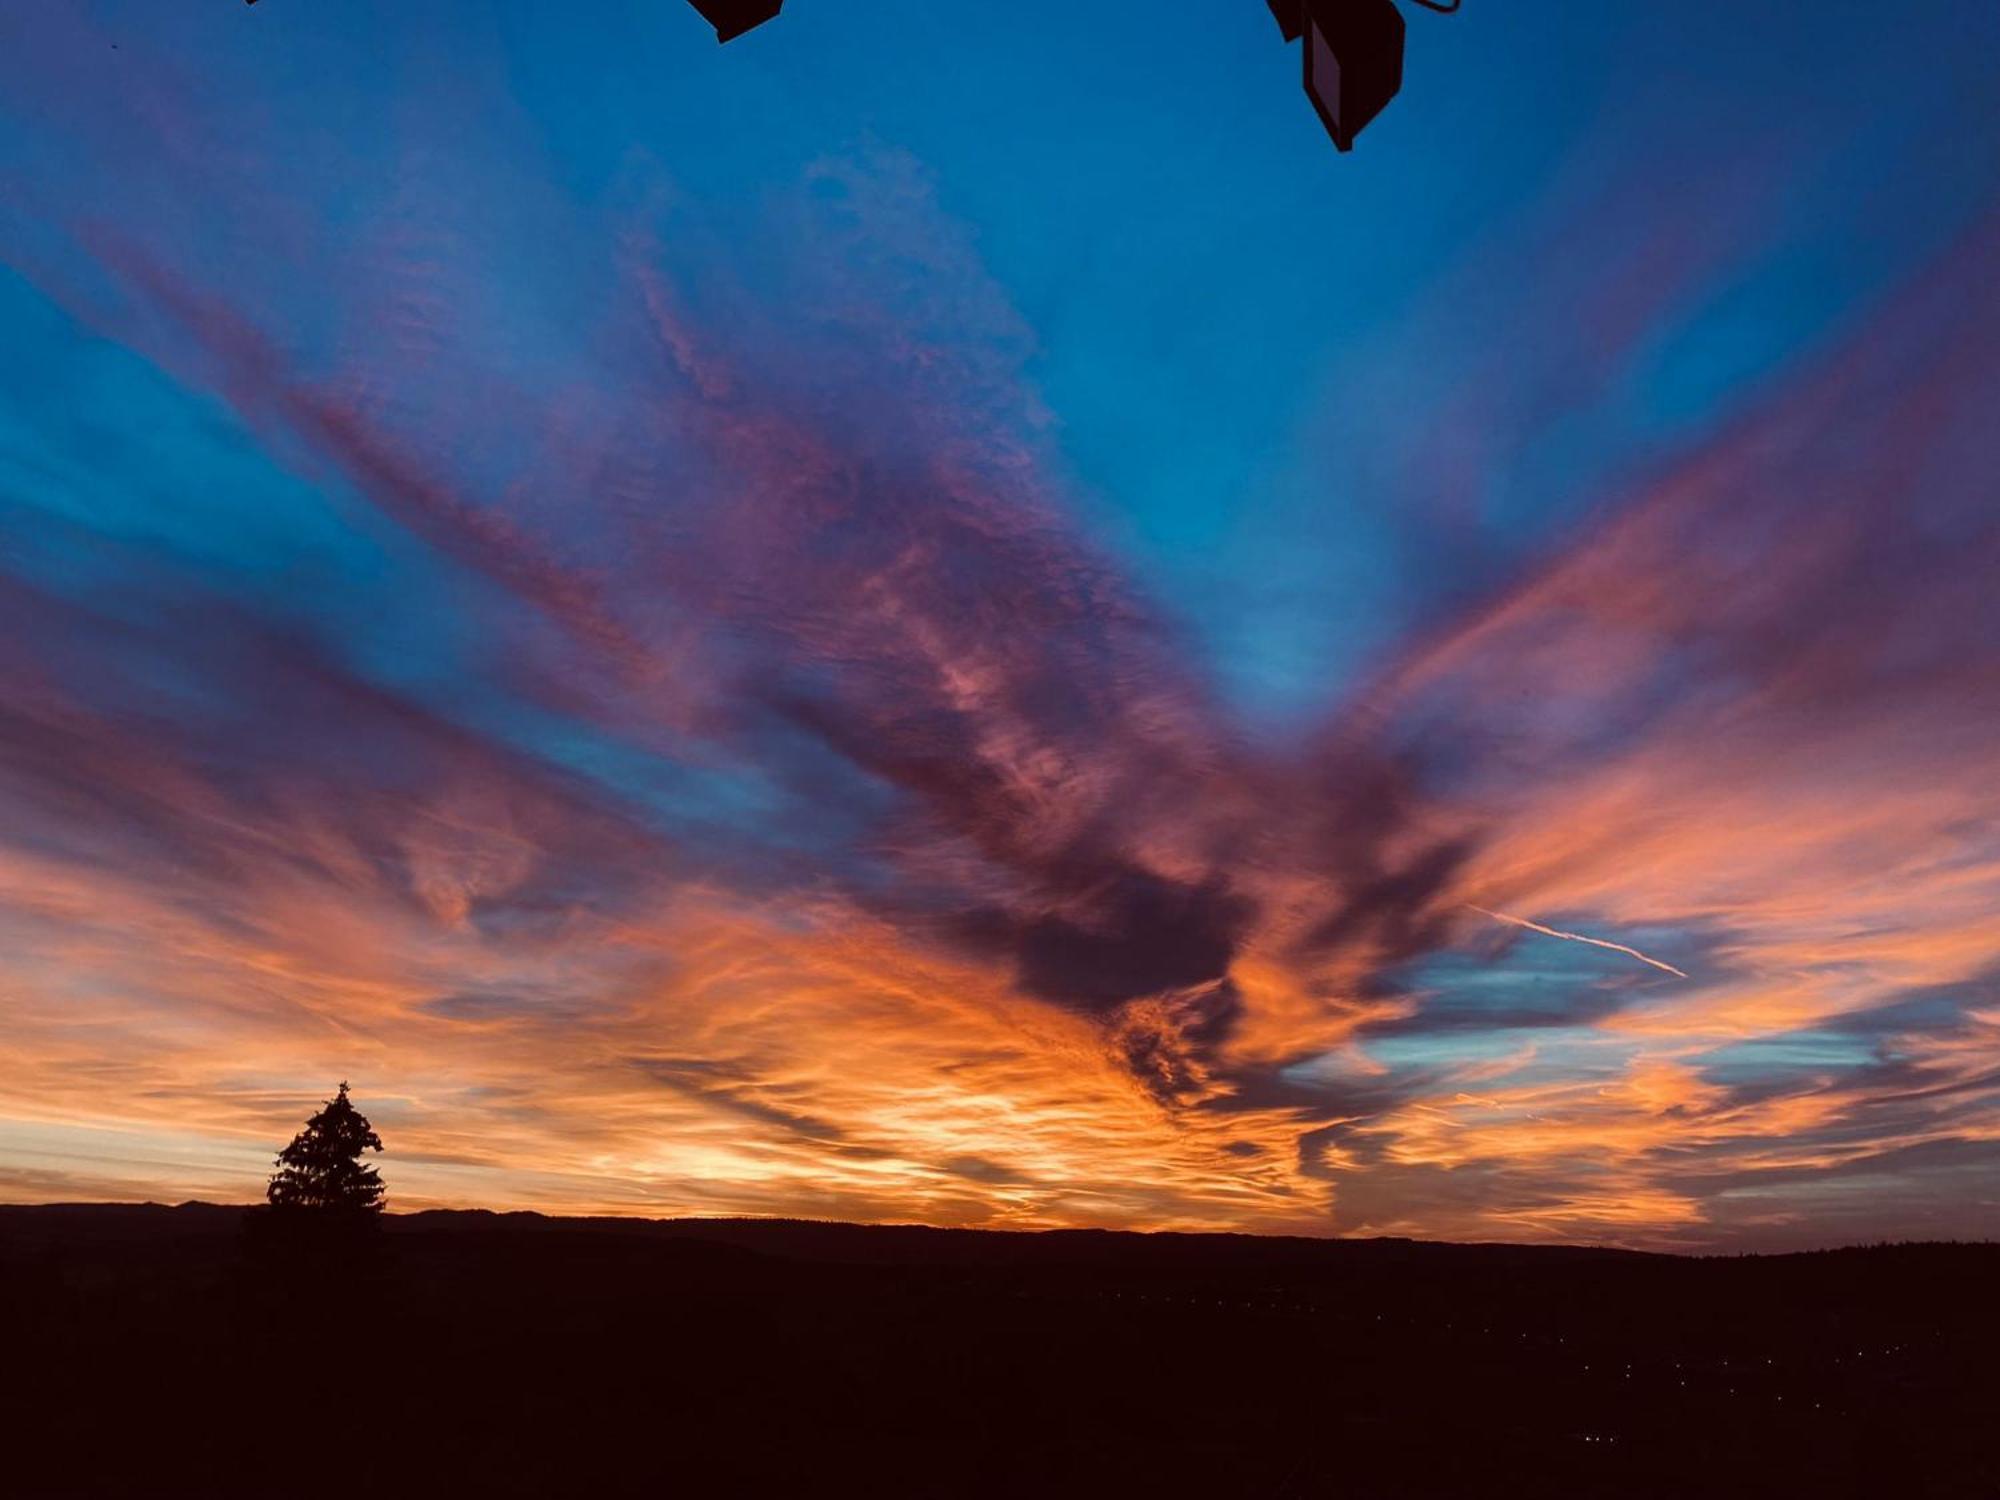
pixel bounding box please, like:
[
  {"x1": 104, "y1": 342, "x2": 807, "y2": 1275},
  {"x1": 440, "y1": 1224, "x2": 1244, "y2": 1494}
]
[{"x1": 1, "y1": 5, "x2": 1997, "y2": 1248}]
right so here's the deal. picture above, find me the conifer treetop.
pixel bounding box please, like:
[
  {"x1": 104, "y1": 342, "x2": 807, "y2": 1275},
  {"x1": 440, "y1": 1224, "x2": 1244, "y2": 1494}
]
[{"x1": 266, "y1": 1081, "x2": 386, "y2": 1213}]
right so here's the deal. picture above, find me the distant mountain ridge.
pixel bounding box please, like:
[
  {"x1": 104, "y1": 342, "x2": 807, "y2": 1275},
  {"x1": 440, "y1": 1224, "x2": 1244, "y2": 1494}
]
[{"x1": 5, "y1": 1199, "x2": 1988, "y2": 1265}]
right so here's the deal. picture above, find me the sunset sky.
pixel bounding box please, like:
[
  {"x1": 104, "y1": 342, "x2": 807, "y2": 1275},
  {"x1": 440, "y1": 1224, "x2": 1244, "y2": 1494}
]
[{"x1": 2, "y1": 0, "x2": 1998, "y2": 1249}]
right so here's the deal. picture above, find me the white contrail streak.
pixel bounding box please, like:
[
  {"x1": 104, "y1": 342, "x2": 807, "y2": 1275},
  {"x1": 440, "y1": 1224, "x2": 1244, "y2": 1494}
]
[{"x1": 1464, "y1": 905, "x2": 1688, "y2": 979}]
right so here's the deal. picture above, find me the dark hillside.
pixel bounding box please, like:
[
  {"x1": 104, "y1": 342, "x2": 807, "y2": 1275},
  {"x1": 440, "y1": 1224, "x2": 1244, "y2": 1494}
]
[{"x1": 4, "y1": 1205, "x2": 1994, "y2": 1497}]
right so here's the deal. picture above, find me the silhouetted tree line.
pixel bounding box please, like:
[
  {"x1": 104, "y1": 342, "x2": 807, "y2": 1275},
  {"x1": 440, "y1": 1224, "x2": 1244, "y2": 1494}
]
[
  {"x1": 267, "y1": 1080, "x2": 385, "y2": 1213},
  {"x1": 246, "y1": 1081, "x2": 386, "y2": 1272}
]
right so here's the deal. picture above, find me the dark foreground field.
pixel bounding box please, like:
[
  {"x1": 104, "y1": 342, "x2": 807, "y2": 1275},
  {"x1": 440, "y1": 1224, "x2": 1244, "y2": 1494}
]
[{"x1": 3, "y1": 1205, "x2": 1995, "y2": 1497}]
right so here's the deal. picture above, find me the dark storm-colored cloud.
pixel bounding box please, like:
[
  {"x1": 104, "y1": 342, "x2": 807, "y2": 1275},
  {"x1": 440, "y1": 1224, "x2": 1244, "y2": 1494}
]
[
  {"x1": 945, "y1": 869, "x2": 1250, "y2": 1014},
  {"x1": 939, "y1": 1155, "x2": 1034, "y2": 1185},
  {"x1": 637, "y1": 1058, "x2": 851, "y2": 1143},
  {"x1": 1298, "y1": 835, "x2": 1476, "y2": 968}
]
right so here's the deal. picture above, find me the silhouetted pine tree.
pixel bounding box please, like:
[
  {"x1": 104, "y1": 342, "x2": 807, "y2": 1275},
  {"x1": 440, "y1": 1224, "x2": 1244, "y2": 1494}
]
[{"x1": 267, "y1": 1082, "x2": 385, "y2": 1214}]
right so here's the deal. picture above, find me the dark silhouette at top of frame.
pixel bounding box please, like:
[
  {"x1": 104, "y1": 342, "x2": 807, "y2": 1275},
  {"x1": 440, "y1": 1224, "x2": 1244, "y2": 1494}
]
[
  {"x1": 687, "y1": 0, "x2": 786, "y2": 43},
  {"x1": 1270, "y1": 0, "x2": 1406, "y2": 150},
  {"x1": 242, "y1": 0, "x2": 1451, "y2": 153}
]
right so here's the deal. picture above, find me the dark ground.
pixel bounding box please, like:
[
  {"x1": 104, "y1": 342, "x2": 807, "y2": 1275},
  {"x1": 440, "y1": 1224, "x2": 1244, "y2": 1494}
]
[{"x1": 3, "y1": 1204, "x2": 1994, "y2": 1497}]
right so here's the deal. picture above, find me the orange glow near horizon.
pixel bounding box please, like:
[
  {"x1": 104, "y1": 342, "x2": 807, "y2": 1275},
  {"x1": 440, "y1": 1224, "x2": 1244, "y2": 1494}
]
[{"x1": 2, "y1": 18, "x2": 1999, "y2": 1253}]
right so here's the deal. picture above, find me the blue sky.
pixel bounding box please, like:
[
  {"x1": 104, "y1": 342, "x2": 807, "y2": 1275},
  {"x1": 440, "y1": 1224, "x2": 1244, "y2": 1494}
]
[{"x1": 0, "y1": 0, "x2": 1997, "y2": 1245}]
